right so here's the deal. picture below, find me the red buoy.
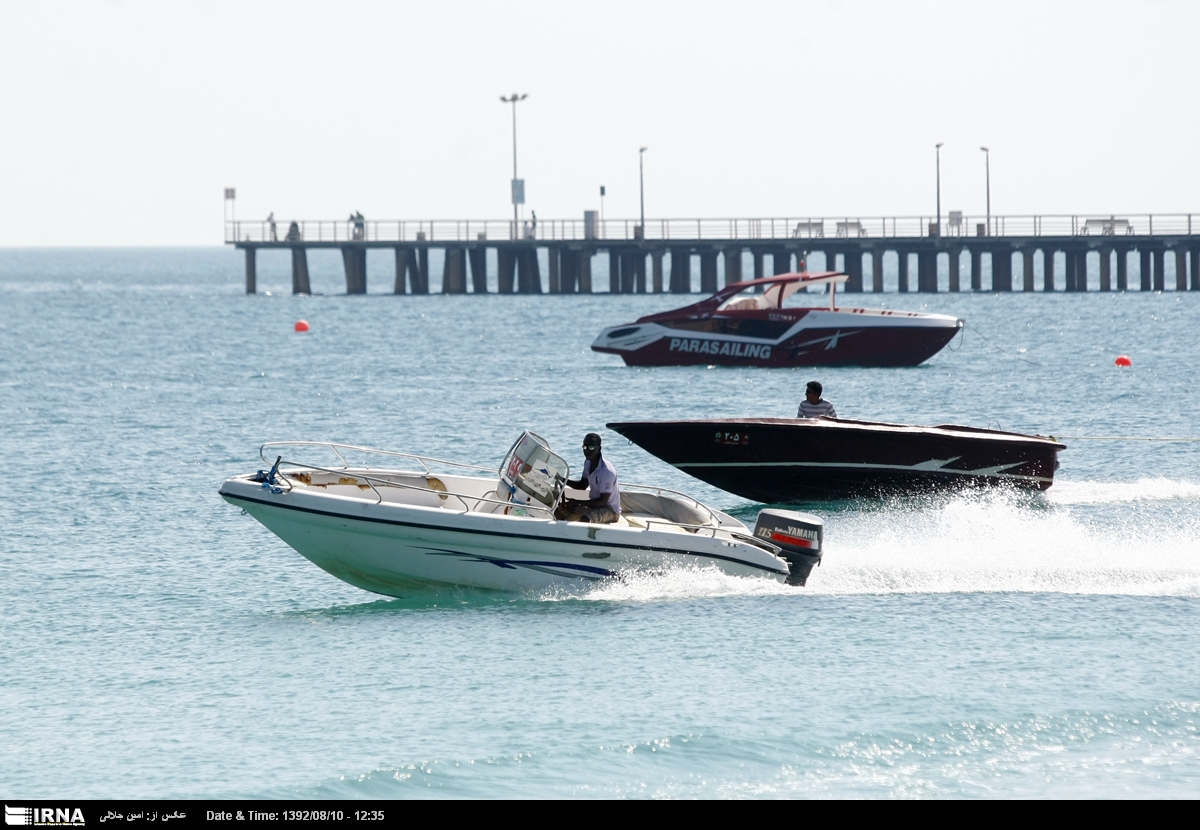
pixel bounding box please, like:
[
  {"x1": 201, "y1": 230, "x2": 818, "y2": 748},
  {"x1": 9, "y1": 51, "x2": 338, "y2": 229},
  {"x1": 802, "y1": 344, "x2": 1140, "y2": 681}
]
[
  {"x1": 294, "y1": 320, "x2": 310, "y2": 332},
  {"x1": 1114, "y1": 355, "x2": 1131, "y2": 367}
]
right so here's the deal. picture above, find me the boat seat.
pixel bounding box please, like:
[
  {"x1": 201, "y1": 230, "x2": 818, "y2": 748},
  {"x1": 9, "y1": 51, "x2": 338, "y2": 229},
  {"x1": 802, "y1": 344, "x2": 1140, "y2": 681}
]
[
  {"x1": 620, "y1": 491, "x2": 710, "y2": 526},
  {"x1": 474, "y1": 489, "x2": 511, "y2": 514}
]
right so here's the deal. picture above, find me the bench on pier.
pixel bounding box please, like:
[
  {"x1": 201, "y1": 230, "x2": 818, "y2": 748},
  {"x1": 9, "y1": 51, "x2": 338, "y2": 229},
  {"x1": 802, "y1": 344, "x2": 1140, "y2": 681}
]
[
  {"x1": 1081, "y1": 218, "x2": 1134, "y2": 236},
  {"x1": 835, "y1": 220, "x2": 867, "y2": 238},
  {"x1": 792, "y1": 220, "x2": 825, "y2": 239}
]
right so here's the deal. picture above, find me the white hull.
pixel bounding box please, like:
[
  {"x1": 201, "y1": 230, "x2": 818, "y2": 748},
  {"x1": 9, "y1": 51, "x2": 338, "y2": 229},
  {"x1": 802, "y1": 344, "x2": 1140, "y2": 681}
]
[{"x1": 220, "y1": 473, "x2": 789, "y2": 595}]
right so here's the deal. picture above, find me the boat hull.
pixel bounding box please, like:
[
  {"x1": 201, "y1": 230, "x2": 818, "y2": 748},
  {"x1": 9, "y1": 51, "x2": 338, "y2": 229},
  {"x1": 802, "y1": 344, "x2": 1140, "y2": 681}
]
[
  {"x1": 595, "y1": 316, "x2": 962, "y2": 367},
  {"x1": 219, "y1": 479, "x2": 789, "y2": 595},
  {"x1": 607, "y1": 418, "x2": 1065, "y2": 502}
]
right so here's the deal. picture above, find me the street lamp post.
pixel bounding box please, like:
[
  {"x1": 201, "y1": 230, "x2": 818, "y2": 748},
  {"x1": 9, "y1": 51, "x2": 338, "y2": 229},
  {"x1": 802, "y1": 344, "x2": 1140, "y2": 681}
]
[
  {"x1": 935, "y1": 142, "x2": 944, "y2": 238},
  {"x1": 500, "y1": 93, "x2": 528, "y2": 238},
  {"x1": 223, "y1": 187, "x2": 236, "y2": 241},
  {"x1": 639, "y1": 146, "x2": 648, "y2": 238},
  {"x1": 980, "y1": 146, "x2": 991, "y2": 237}
]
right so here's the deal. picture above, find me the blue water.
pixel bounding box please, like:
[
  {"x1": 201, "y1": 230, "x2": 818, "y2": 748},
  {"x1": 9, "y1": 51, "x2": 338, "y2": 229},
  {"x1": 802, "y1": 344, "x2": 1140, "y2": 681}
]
[{"x1": 2, "y1": 248, "x2": 1198, "y2": 798}]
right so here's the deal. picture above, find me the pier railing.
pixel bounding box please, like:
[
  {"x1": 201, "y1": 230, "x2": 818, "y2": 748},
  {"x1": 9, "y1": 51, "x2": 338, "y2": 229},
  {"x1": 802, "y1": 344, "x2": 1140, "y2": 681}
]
[{"x1": 227, "y1": 214, "x2": 1198, "y2": 245}]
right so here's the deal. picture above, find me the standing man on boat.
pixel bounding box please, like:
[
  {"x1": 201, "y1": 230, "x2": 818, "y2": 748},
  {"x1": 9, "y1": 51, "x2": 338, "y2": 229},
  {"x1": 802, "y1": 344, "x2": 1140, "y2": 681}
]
[
  {"x1": 555, "y1": 433, "x2": 622, "y2": 524},
  {"x1": 798, "y1": 381, "x2": 837, "y2": 418}
]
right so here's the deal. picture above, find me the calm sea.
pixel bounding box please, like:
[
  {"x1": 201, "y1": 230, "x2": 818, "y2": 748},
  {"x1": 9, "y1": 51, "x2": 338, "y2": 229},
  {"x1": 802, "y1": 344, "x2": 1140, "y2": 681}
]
[{"x1": 1, "y1": 248, "x2": 1197, "y2": 798}]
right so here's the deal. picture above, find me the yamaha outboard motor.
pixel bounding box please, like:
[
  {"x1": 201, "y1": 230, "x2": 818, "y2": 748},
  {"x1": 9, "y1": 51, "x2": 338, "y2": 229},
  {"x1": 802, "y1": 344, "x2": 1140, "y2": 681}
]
[{"x1": 753, "y1": 509, "x2": 823, "y2": 586}]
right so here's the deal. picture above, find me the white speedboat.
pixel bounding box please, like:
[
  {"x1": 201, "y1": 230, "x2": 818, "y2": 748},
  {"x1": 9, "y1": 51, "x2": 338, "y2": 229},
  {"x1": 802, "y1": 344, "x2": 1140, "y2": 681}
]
[{"x1": 218, "y1": 431, "x2": 825, "y2": 594}]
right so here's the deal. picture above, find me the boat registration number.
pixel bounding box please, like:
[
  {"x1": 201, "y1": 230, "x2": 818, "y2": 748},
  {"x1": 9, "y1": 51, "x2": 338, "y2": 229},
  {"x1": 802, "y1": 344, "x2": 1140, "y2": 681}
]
[{"x1": 715, "y1": 432, "x2": 749, "y2": 446}]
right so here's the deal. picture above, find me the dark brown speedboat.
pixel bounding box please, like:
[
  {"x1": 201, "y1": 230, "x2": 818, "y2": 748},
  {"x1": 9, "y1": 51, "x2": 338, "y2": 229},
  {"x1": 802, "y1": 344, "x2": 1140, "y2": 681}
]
[{"x1": 607, "y1": 418, "x2": 1066, "y2": 503}]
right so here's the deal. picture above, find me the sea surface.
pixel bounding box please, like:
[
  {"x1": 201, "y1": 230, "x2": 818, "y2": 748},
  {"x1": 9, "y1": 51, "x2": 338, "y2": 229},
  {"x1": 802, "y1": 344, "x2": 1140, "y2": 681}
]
[{"x1": 1, "y1": 248, "x2": 1198, "y2": 799}]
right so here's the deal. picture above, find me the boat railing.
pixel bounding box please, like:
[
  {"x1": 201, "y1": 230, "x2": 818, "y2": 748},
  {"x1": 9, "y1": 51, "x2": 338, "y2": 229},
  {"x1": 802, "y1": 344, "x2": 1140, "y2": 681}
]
[
  {"x1": 259, "y1": 441, "x2": 496, "y2": 477},
  {"x1": 620, "y1": 481, "x2": 723, "y2": 514},
  {"x1": 632, "y1": 516, "x2": 783, "y2": 555},
  {"x1": 270, "y1": 457, "x2": 559, "y2": 518},
  {"x1": 253, "y1": 447, "x2": 781, "y2": 547},
  {"x1": 619, "y1": 481, "x2": 783, "y2": 555}
]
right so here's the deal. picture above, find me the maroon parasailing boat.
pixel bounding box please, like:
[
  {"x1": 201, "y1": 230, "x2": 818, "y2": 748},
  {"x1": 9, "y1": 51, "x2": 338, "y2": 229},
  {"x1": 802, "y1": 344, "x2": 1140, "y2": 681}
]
[
  {"x1": 607, "y1": 418, "x2": 1066, "y2": 503},
  {"x1": 591, "y1": 272, "x2": 964, "y2": 368}
]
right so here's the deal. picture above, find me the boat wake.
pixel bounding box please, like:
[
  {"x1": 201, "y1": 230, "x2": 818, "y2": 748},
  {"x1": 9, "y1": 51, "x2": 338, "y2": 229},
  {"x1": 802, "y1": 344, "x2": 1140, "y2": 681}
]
[
  {"x1": 538, "y1": 481, "x2": 1200, "y2": 602},
  {"x1": 811, "y1": 483, "x2": 1200, "y2": 597},
  {"x1": 1047, "y1": 477, "x2": 1200, "y2": 505},
  {"x1": 540, "y1": 565, "x2": 795, "y2": 604}
]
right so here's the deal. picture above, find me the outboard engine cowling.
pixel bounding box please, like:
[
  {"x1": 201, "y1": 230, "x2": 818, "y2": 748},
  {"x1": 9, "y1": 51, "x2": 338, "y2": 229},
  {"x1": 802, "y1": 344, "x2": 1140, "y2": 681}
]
[{"x1": 753, "y1": 508, "x2": 823, "y2": 586}]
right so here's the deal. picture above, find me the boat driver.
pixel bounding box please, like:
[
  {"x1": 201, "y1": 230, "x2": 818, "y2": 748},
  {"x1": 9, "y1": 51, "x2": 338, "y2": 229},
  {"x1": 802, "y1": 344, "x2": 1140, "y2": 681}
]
[
  {"x1": 798, "y1": 380, "x2": 838, "y2": 418},
  {"x1": 554, "y1": 433, "x2": 622, "y2": 524}
]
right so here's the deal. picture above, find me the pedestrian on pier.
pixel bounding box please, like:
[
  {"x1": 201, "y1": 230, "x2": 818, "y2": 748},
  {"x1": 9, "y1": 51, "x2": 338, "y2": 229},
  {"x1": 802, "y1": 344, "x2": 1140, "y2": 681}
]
[{"x1": 267, "y1": 212, "x2": 277, "y2": 242}]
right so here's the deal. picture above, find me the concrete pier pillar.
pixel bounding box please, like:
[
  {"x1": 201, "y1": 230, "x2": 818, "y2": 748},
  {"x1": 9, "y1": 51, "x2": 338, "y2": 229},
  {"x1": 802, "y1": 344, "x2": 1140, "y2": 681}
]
[
  {"x1": 699, "y1": 251, "x2": 718, "y2": 293},
  {"x1": 517, "y1": 248, "x2": 542, "y2": 293},
  {"x1": 1043, "y1": 250, "x2": 1055, "y2": 291},
  {"x1": 530, "y1": 249, "x2": 543, "y2": 293},
  {"x1": 1064, "y1": 250, "x2": 1078, "y2": 292},
  {"x1": 1175, "y1": 249, "x2": 1187, "y2": 292},
  {"x1": 898, "y1": 251, "x2": 910, "y2": 292},
  {"x1": 497, "y1": 248, "x2": 515, "y2": 294},
  {"x1": 341, "y1": 247, "x2": 367, "y2": 294},
  {"x1": 546, "y1": 247, "x2": 559, "y2": 294},
  {"x1": 753, "y1": 250, "x2": 764, "y2": 281},
  {"x1": 560, "y1": 250, "x2": 578, "y2": 293},
  {"x1": 993, "y1": 250, "x2": 1012, "y2": 291},
  {"x1": 1022, "y1": 249, "x2": 1034, "y2": 292},
  {"x1": 872, "y1": 250, "x2": 884, "y2": 292},
  {"x1": 624, "y1": 250, "x2": 643, "y2": 293},
  {"x1": 652, "y1": 250, "x2": 664, "y2": 293},
  {"x1": 1152, "y1": 248, "x2": 1165, "y2": 291},
  {"x1": 1191, "y1": 247, "x2": 1200, "y2": 291},
  {"x1": 948, "y1": 250, "x2": 961, "y2": 292},
  {"x1": 394, "y1": 248, "x2": 409, "y2": 294},
  {"x1": 1116, "y1": 249, "x2": 1128, "y2": 291},
  {"x1": 634, "y1": 252, "x2": 647, "y2": 293},
  {"x1": 773, "y1": 249, "x2": 791, "y2": 276},
  {"x1": 970, "y1": 248, "x2": 982, "y2": 291},
  {"x1": 824, "y1": 251, "x2": 837, "y2": 272},
  {"x1": 291, "y1": 247, "x2": 311, "y2": 295},
  {"x1": 670, "y1": 248, "x2": 690, "y2": 293},
  {"x1": 723, "y1": 248, "x2": 742, "y2": 286},
  {"x1": 441, "y1": 247, "x2": 466, "y2": 294},
  {"x1": 579, "y1": 250, "x2": 593, "y2": 293},
  {"x1": 1099, "y1": 249, "x2": 1111, "y2": 292},
  {"x1": 845, "y1": 251, "x2": 863, "y2": 292},
  {"x1": 1139, "y1": 248, "x2": 1152, "y2": 291},
  {"x1": 469, "y1": 247, "x2": 489, "y2": 293},
  {"x1": 244, "y1": 248, "x2": 256, "y2": 294},
  {"x1": 917, "y1": 250, "x2": 937, "y2": 292},
  {"x1": 417, "y1": 248, "x2": 429, "y2": 294}
]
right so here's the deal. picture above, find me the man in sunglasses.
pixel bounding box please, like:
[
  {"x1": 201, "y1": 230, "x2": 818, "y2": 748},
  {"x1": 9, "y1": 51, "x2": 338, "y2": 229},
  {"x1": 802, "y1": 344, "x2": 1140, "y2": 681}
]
[{"x1": 554, "y1": 432, "x2": 621, "y2": 524}]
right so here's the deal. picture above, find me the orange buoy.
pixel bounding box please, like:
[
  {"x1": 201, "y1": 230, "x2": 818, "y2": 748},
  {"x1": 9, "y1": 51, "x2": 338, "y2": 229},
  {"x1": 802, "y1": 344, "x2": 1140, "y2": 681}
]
[
  {"x1": 1114, "y1": 355, "x2": 1131, "y2": 367},
  {"x1": 294, "y1": 320, "x2": 310, "y2": 332}
]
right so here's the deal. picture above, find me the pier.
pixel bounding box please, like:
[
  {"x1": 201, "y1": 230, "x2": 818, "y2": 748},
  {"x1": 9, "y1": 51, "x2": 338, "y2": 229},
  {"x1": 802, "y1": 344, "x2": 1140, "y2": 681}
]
[{"x1": 228, "y1": 214, "x2": 1200, "y2": 295}]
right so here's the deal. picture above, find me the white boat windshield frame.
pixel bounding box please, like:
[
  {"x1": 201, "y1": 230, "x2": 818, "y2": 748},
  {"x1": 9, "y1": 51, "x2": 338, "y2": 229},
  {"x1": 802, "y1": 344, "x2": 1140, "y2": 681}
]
[
  {"x1": 499, "y1": 431, "x2": 570, "y2": 510},
  {"x1": 715, "y1": 271, "x2": 849, "y2": 313}
]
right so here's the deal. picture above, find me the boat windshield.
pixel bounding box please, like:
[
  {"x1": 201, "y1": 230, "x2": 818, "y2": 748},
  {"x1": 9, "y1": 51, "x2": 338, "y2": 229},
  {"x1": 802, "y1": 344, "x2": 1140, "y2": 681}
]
[
  {"x1": 499, "y1": 431, "x2": 570, "y2": 509},
  {"x1": 717, "y1": 281, "x2": 804, "y2": 312},
  {"x1": 716, "y1": 274, "x2": 849, "y2": 313}
]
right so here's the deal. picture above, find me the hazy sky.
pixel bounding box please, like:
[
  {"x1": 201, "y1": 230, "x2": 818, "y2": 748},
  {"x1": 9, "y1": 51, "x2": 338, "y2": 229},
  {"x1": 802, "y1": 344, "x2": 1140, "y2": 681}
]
[{"x1": 1, "y1": 0, "x2": 1196, "y2": 246}]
